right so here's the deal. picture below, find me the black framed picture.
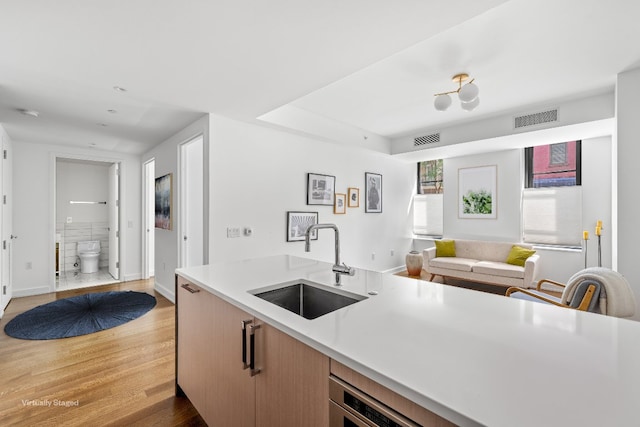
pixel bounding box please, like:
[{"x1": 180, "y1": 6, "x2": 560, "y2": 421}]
[
  {"x1": 155, "y1": 173, "x2": 173, "y2": 229},
  {"x1": 365, "y1": 172, "x2": 382, "y2": 213},
  {"x1": 307, "y1": 173, "x2": 335, "y2": 206},
  {"x1": 286, "y1": 211, "x2": 319, "y2": 242}
]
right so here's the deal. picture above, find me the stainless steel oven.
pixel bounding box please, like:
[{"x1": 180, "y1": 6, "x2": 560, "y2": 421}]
[{"x1": 329, "y1": 376, "x2": 420, "y2": 427}]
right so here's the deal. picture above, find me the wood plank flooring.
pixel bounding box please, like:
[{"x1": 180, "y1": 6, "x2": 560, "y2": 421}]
[{"x1": 0, "y1": 279, "x2": 206, "y2": 426}]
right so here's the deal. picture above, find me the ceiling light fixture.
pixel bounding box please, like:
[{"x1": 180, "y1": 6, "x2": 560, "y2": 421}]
[
  {"x1": 433, "y1": 73, "x2": 479, "y2": 112},
  {"x1": 18, "y1": 108, "x2": 40, "y2": 118}
]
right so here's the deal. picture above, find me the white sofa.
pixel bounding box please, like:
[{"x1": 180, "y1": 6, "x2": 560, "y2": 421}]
[{"x1": 423, "y1": 239, "x2": 540, "y2": 288}]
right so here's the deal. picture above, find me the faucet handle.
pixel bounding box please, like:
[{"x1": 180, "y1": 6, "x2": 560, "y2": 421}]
[{"x1": 333, "y1": 262, "x2": 356, "y2": 276}]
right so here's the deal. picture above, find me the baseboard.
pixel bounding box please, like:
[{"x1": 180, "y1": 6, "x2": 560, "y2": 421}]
[
  {"x1": 13, "y1": 286, "x2": 51, "y2": 298},
  {"x1": 382, "y1": 265, "x2": 407, "y2": 274},
  {"x1": 154, "y1": 280, "x2": 175, "y2": 304},
  {"x1": 123, "y1": 273, "x2": 143, "y2": 282}
]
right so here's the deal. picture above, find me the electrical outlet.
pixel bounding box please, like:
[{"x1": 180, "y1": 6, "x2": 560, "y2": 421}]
[
  {"x1": 227, "y1": 227, "x2": 241, "y2": 238},
  {"x1": 371, "y1": 252, "x2": 376, "y2": 260},
  {"x1": 390, "y1": 249, "x2": 395, "y2": 256}
]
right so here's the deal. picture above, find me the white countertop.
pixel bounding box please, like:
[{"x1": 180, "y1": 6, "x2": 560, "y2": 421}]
[{"x1": 176, "y1": 255, "x2": 640, "y2": 427}]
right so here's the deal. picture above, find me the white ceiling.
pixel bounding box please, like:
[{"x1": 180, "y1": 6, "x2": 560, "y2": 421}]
[{"x1": 1, "y1": 0, "x2": 639, "y2": 155}]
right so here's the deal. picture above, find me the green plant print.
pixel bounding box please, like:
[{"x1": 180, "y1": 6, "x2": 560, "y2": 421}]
[{"x1": 462, "y1": 190, "x2": 492, "y2": 214}]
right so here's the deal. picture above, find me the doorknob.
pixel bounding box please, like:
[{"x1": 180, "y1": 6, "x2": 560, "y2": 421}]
[
  {"x1": 10, "y1": 235, "x2": 17, "y2": 239},
  {"x1": 183, "y1": 236, "x2": 187, "y2": 241}
]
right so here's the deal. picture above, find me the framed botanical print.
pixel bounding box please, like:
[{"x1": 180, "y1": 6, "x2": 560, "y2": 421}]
[{"x1": 458, "y1": 165, "x2": 497, "y2": 219}]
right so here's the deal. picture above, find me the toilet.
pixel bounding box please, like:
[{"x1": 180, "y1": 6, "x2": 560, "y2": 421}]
[{"x1": 77, "y1": 240, "x2": 101, "y2": 273}]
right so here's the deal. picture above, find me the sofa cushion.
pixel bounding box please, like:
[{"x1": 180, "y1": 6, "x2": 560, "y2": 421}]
[
  {"x1": 506, "y1": 245, "x2": 537, "y2": 267},
  {"x1": 435, "y1": 240, "x2": 456, "y2": 257},
  {"x1": 472, "y1": 261, "x2": 525, "y2": 279},
  {"x1": 430, "y1": 257, "x2": 477, "y2": 272},
  {"x1": 454, "y1": 240, "x2": 533, "y2": 263}
]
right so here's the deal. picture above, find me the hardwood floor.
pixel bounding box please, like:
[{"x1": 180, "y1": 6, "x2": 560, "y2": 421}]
[{"x1": 0, "y1": 279, "x2": 206, "y2": 426}]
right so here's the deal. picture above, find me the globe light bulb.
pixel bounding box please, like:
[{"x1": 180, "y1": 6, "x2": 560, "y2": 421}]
[
  {"x1": 458, "y1": 82, "x2": 479, "y2": 103},
  {"x1": 461, "y1": 97, "x2": 480, "y2": 111},
  {"x1": 434, "y1": 94, "x2": 452, "y2": 111}
]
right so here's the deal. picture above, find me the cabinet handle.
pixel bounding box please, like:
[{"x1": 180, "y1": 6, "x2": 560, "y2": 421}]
[
  {"x1": 241, "y1": 319, "x2": 253, "y2": 369},
  {"x1": 249, "y1": 324, "x2": 261, "y2": 376},
  {"x1": 181, "y1": 283, "x2": 200, "y2": 293}
]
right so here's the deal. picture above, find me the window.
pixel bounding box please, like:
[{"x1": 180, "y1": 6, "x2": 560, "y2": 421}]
[
  {"x1": 523, "y1": 141, "x2": 582, "y2": 246},
  {"x1": 414, "y1": 160, "x2": 443, "y2": 236},
  {"x1": 418, "y1": 159, "x2": 443, "y2": 194},
  {"x1": 525, "y1": 141, "x2": 581, "y2": 188}
]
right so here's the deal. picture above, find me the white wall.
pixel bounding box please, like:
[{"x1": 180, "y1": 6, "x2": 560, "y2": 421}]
[
  {"x1": 414, "y1": 135, "x2": 613, "y2": 287},
  {"x1": 13, "y1": 141, "x2": 142, "y2": 296},
  {"x1": 616, "y1": 67, "x2": 640, "y2": 320},
  {"x1": 142, "y1": 115, "x2": 210, "y2": 300},
  {"x1": 208, "y1": 115, "x2": 414, "y2": 274},
  {"x1": 56, "y1": 160, "x2": 109, "y2": 222},
  {"x1": 444, "y1": 150, "x2": 522, "y2": 241}
]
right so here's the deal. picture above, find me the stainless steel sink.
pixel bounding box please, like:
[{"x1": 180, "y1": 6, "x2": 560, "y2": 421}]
[{"x1": 249, "y1": 279, "x2": 367, "y2": 320}]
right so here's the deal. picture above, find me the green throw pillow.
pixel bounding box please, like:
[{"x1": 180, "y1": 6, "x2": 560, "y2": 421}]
[
  {"x1": 506, "y1": 245, "x2": 536, "y2": 267},
  {"x1": 435, "y1": 240, "x2": 456, "y2": 257}
]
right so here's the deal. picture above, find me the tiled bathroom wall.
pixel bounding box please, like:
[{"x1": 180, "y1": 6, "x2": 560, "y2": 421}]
[{"x1": 56, "y1": 221, "x2": 110, "y2": 275}]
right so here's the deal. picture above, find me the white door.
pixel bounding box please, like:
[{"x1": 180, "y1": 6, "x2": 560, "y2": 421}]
[
  {"x1": 0, "y1": 136, "x2": 12, "y2": 315},
  {"x1": 180, "y1": 136, "x2": 204, "y2": 268},
  {"x1": 108, "y1": 163, "x2": 120, "y2": 280},
  {"x1": 143, "y1": 159, "x2": 155, "y2": 278}
]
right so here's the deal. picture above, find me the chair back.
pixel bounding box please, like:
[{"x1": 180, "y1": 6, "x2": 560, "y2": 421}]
[
  {"x1": 562, "y1": 267, "x2": 636, "y2": 318},
  {"x1": 566, "y1": 280, "x2": 601, "y2": 312}
]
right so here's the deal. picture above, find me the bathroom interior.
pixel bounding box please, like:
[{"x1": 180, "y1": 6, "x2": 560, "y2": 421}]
[{"x1": 55, "y1": 158, "x2": 119, "y2": 290}]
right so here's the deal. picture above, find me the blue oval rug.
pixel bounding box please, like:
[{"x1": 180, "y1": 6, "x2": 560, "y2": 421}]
[{"x1": 4, "y1": 291, "x2": 157, "y2": 340}]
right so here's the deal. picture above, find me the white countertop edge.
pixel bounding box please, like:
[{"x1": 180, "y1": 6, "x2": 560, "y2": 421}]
[{"x1": 175, "y1": 267, "x2": 480, "y2": 427}]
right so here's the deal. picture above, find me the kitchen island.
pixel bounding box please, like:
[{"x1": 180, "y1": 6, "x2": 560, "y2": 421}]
[{"x1": 176, "y1": 255, "x2": 640, "y2": 427}]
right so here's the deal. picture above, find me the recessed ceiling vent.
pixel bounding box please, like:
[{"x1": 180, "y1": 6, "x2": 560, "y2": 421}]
[
  {"x1": 414, "y1": 133, "x2": 440, "y2": 146},
  {"x1": 514, "y1": 109, "x2": 558, "y2": 129}
]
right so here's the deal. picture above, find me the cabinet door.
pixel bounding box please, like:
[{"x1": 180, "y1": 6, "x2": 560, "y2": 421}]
[
  {"x1": 177, "y1": 278, "x2": 256, "y2": 426},
  {"x1": 255, "y1": 322, "x2": 329, "y2": 427},
  {"x1": 176, "y1": 277, "x2": 211, "y2": 419},
  {"x1": 206, "y1": 291, "x2": 256, "y2": 426}
]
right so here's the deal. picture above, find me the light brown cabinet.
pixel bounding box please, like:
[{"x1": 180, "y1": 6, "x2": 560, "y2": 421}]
[{"x1": 176, "y1": 276, "x2": 329, "y2": 426}]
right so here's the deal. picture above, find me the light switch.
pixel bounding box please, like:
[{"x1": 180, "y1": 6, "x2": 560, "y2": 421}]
[{"x1": 227, "y1": 227, "x2": 241, "y2": 238}]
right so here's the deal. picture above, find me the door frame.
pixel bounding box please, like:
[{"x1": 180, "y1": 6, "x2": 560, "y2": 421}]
[
  {"x1": 177, "y1": 133, "x2": 209, "y2": 268},
  {"x1": 49, "y1": 153, "x2": 125, "y2": 292},
  {"x1": 142, "y1": 158, "x2": 155, "y2": 279}
]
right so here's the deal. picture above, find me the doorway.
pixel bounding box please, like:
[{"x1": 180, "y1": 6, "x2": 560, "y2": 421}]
[
  {"x1": 55, "y1": 158, "x2": 120, "y2": 291},
  {"x1": 143, "y1": 158, "x2": 155, "y2": 279},
  {"x1": 0, "y1": 135, "x2": 13, "y2": 316},
  {"x1": 179, "y1": 135, "x2": 204, "y2": 268}
]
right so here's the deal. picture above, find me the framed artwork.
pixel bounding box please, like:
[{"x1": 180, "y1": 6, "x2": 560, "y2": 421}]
[
  {"x1": 365, "y1": 172, "x2": 382, "y2": 213},
  {"x1": 307, "y1": 173, "x2": 336, "y2": 206},
  {"x1": 458, "y1": 165, "x2": 497, "y2": 219},
  {"x1": 347, "y1": 187, "x2": 359, "y2": 208},
  {"x1": 155, "y1": 173, "x2": 173, "y2": 230},
  {"x1": 334, "y1": 193, "x2": 346, "y2": 214},
  {"x1": 286, "y1": 211, "x2": 319, "y2": 242}
]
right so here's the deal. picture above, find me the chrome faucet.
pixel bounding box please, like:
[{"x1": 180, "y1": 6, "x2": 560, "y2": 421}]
[{"x1": 304, "y1": 223, "x2": 355, "y2": 286}]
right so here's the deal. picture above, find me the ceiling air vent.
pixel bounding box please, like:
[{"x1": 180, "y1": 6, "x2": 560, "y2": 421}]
[
  {"x1": 514, "y1": 109, "x2": 558, "y2": 129},
  {"x1": 414, "y1": 133, "x2": 440, "y2": 146}
]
